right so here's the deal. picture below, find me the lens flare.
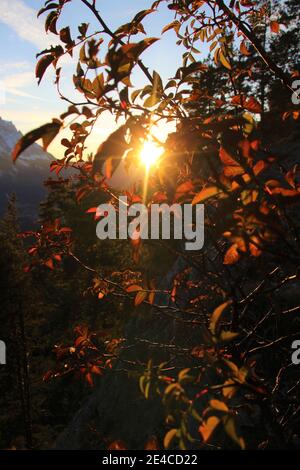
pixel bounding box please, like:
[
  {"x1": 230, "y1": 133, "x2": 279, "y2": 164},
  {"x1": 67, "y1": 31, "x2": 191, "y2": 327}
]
[{"x1": 139, "y1": 140, "x2": 164, "y2": 170}]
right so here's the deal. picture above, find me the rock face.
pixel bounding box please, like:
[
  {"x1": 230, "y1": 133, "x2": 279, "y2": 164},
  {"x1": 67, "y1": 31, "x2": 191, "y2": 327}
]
[{"x1": 0, "y1": 117, "x2": 53, "y2": 226}]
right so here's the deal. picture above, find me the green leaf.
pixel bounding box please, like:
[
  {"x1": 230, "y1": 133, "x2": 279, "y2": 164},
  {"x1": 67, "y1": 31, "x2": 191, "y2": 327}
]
[{"x1": 223, "y1": 416, "x2": 245, "y2": 449}]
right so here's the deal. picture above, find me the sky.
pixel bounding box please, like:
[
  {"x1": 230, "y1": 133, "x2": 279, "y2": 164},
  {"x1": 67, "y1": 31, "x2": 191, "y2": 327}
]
[{"x1": 0, "y1": 0, "x2": 193, "y2": 157}]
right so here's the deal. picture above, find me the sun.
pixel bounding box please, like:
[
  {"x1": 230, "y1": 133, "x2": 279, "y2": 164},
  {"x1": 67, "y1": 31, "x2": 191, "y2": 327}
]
[{"x1": 139, "y1": 140, "x2": 164, "y2": 170}]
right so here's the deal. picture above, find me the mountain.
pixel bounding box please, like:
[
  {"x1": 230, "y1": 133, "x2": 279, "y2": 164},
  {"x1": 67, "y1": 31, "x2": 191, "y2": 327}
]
[{"x1": 0, "y1": 117, "x2": 54, "y2": 227}]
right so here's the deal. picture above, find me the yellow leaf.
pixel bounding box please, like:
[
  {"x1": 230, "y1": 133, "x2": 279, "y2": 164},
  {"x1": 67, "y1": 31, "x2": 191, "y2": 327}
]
[
  {"x1": 222, "y1": 379, "x2": 237, "y2": 398},
  {"x1": 219, "y1": 331, "x2": 239, "y2": 342},
  {"x1": 178, "y1": 368, "x2": 190, "y2": 382},
  {"x1": 199, "y1": 416, "x2": 220, "y2": 442},
  {"x1": 209, "y1": 300, "x2": 232, "y2": 335},
  {"x1": 219, "y1": 50, "x2": 231, "y2": 70}
]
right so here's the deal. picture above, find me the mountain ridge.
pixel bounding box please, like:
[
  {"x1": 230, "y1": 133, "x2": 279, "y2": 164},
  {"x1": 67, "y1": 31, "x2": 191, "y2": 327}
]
[{"x1": 0, "y1": 117, "x2": 54, "y2": 226}]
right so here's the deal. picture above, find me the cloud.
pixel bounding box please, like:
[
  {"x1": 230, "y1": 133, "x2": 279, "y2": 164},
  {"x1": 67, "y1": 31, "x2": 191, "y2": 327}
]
[
  {"x1": 0, "y1": 61, "x2": 31, "y2": 74},
  {"x1": 0, "y1": 0, "x2": 56, "y2": 50},
  {"x1": 0, "y1": 71, "x2": 47, "y2": 101}
]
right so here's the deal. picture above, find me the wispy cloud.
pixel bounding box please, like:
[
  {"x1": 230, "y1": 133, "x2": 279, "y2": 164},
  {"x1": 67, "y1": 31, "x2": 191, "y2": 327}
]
[
  {"x1": 0, "y1": 71, "x2": 47, "y2": 101},
  {"x1": 0, "y1": 61, "x2": 31, "y2": 74},
  {"x1": 0, "y1": 0, "x2": 56, "y2": 50}
]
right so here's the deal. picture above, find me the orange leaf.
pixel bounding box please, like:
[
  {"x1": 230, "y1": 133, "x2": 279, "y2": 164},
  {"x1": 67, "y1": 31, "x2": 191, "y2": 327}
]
[
  {"x1": 199, "y1": 416, "x2": 220, "y2": 442},
  {"x1": 174, "y1": 180, "x2": 194, "y2": 200},
  {"x1": 126, "y1": 284, "x2": 142, "y2": 293},
  {"x1": 192, "y1": 186, "x2": 221, "y2": 204},
  {"x1": 240, "y1": 41, "x2": 251, "y2": 56},
  {"x1": 249, "y1": 236, "x2": 262, "y2": 257},
  {"x1": 108, "y1": 440, "x2": 127, "y2": 450},
  {"x1": 223, "y1": 244, "x2": 240, "y2": 265},
  {"x1": 144, "y1": 436, "x2": 159, "y2": 450},
  {"x1": 135, "y1": 290, "x2": 147, "y2": 306},
  {"x1": 253, "y1": 160, "x2": 266, "y2": 176}
]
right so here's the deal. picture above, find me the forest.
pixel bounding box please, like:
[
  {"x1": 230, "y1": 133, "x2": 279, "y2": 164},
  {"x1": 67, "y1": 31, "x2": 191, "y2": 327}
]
[{"x1": 0, "y1": 0, "x2": 300, "y2": 452}]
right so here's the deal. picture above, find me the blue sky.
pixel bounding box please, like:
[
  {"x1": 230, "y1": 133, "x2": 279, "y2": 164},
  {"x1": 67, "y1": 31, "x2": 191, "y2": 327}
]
[{"x1": 0, "y1": 0, "x2": 198, "y2": 156}]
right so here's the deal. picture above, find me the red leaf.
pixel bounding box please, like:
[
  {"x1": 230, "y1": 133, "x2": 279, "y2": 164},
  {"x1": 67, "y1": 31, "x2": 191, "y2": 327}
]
[
  {"x1": 245, "y1": 96, "x2": 262, "y2": 114},
  {"x1": 45, "y1": 258, "x2": 54, "y2": 270},
  {"x1": 270, "y1": 21, "x2": 280, "y2": 33}
]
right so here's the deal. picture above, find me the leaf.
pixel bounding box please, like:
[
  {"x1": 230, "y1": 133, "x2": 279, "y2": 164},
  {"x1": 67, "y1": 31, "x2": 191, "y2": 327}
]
[
  {"x1": 245, "y1": 96, "x2": 262, "y2": 114},
  {"x1": 285, "y1": 165, "x2": 297, "y2": 188},
  {"x1": 45, "y1": 258, "x2": 54, "y2": 270},
  {"x1": 126, "y1": 284, "x2": 143, "y2": 293},
  {"x1": 108, "y1": 440, "x2": 127, "y2": 450},
  {"x1": 143, "y1": 92, "x2": 161, "y2": 108},
  {"x1": 209, "y1": 399, "x2": 229, "y2": 412},
  {"x1": 219, "y1": 147, "x2": 244, "y2": 177},
  {"x1": 192, "y1": 186, "x2": 221, "y2": 204},
  {"x1": 38, "y1": 2, "x2": 58, "y2": 18},
  {"x1": 135, "y1": 290, "x2": 147, "y2": 306},
  {"x1": 144, "y1": 436, "x2": 159, "y2": 450},
  {"x1": 219, "y1": 50, "x2": 231, "y2": 70},
  {"x1": 249, "y1": 236, "x2": 262, "y2": 257},
  {"x1": 240, "y1": 40, "x2": 251, "y2": 56},
  {"x1": 178, "y1": 368, "x2": 190, "y2": 382},
  {"x1": 161, "y1": 20, "x2": 181, "y2": 34},
  {"x1": 222, "y1": 379, "x2": 237, "y2": 398},
  {"x1": 253, "y1": 160, "x2": 266, "y2": 175},
  {"x1": 219, "y1": 331, "x2": 239, "y2": 342},
  {"x1": 199, "y1": 416, "x2": 220, "y2": 442},
  {"x1": 174, "y1": 180, "x2": 194, "y2": 200},
  {"x1": 148, "y1": 291, "x2": 155, "y2": 305},
  {"x1": 45, "y1": 11, "x2": 58, "y2": 34},
  {"x1": 36, "y1": 55, "x2": 54, "y2": 85},
  {"x1": 223, "y1": 244, "x2": 240, "y2": 265},
  {"x1": 12, "y1": 121, "x2": 61, "y2": 161},
  {"x1": 164, "y1": 429, "x2": 177, "y2": 449},
  {"x1": 270, "y1": 20, "x2": 280, "y2": 33},
  {"x1": 231, "y1": 95, "x2": 262, "y2": 113},
  {"x1": 223, "y1": 416, "x2": 245, "y2": 449},
  {"x1": 210, "y1": 301, "x2": 232, "y2": 335}
]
